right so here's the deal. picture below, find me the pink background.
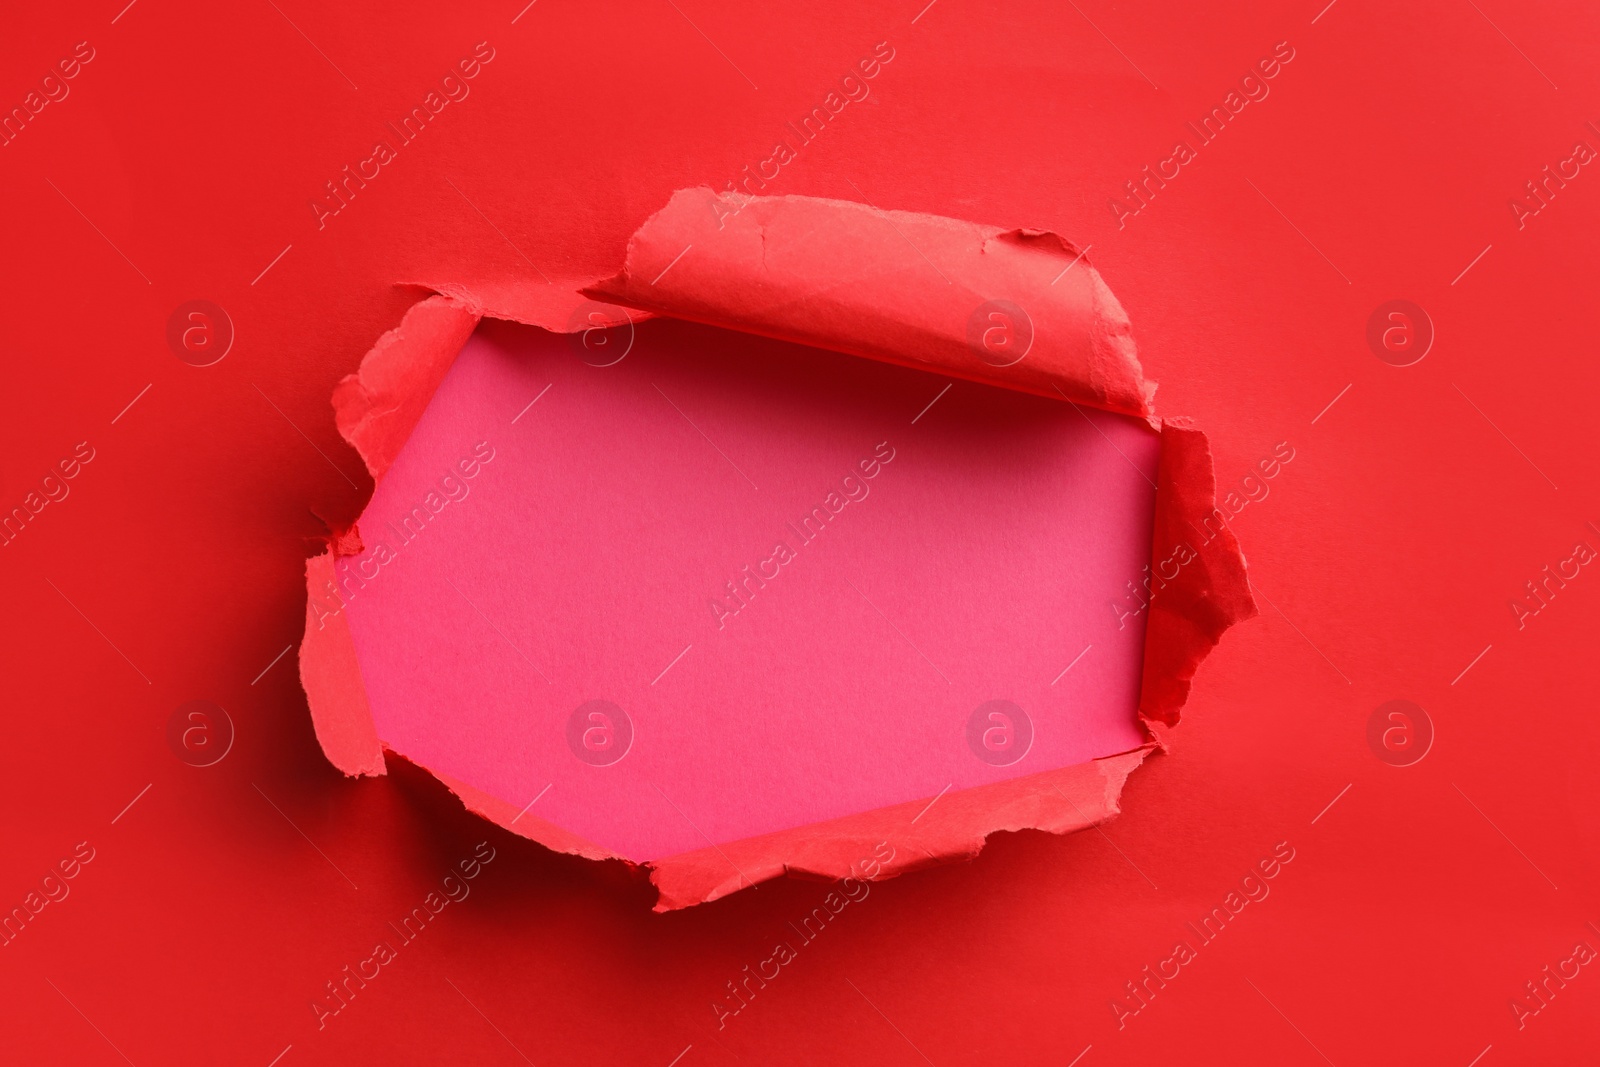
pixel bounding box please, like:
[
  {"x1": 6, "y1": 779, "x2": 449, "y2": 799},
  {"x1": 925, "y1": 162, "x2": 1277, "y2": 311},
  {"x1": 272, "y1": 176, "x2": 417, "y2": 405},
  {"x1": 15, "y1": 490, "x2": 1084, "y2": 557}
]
[{"x1": 344, "y1": 318, "x2": 1158, "y2": 859}]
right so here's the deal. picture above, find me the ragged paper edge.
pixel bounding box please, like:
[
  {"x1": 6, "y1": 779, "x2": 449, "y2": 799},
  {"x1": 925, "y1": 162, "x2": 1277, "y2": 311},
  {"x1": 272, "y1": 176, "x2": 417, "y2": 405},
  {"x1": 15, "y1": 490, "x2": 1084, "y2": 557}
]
[
  {"x1": 648, "y1": 745, "x2": 1156, "y2": 911},
  {"x1": 332, "y1": 293, "x2": 483, "y2": 483},
  {"x1": 301, "y1": 548, "x2": 385, "y2": 777},
  {"x1": 300, "y1": 294, "x2": 479, "y2": 778},
  {"x1": 296, "y1": 189, "x2": 1255, "y2": 906},
  {"x1": 1140, "y1": 420, "x2": 1258, "y2": 727}
]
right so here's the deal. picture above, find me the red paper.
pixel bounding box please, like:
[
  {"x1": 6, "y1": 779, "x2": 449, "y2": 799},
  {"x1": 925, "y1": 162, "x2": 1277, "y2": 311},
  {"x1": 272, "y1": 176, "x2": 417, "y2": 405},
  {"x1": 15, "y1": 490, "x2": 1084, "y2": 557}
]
[{"x1": 9, "y1": 3, "x2": 1593, "y2": 1061}]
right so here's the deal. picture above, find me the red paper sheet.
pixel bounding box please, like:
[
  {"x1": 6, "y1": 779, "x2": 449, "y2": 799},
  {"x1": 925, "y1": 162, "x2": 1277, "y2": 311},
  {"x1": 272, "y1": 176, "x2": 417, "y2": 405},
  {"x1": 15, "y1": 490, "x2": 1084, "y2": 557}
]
[{"x1": 5, "y1": 2, "x2": 1596, "y2": 1063}]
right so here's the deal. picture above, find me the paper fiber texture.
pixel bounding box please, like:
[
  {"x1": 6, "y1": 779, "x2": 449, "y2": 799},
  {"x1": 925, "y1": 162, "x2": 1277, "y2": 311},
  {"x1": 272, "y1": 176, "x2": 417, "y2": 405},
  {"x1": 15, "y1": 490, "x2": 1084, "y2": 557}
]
[{"x1": 299, "y1": 191, "x2": 1254, "y2": 909}]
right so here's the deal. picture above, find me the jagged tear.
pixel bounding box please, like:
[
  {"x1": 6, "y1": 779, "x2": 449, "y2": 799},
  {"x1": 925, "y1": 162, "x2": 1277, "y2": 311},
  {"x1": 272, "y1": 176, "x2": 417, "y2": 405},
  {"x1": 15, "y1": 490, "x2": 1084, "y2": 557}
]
[{"x1": 298, "y1": 189, "x2": 1255, "y2": 910}]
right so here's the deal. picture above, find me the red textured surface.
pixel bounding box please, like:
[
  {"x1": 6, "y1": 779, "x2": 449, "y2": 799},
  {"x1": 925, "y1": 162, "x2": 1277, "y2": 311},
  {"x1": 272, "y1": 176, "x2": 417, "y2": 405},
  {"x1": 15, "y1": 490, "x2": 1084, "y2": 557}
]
[{"x1": 2, "y1": 1, "x2": 1597, "y2": 1064}]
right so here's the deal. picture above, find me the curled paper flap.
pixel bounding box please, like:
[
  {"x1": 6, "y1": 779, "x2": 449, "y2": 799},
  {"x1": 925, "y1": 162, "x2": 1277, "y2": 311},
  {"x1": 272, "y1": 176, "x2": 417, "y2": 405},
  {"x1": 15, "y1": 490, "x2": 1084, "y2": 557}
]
[
  {"x1": 298, "y1": 191, "x2": 1254, "y2": 908},
  {"x1": 588, "y1": 189, "x2": 1155, "y2": 419}
]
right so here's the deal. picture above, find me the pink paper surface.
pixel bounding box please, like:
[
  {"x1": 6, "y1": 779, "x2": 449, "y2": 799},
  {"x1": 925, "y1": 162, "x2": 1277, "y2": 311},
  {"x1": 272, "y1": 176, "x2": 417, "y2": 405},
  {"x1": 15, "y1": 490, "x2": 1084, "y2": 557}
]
[{"x1": 339, "y1": 317, "x2": 1158, "y2": 862}]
